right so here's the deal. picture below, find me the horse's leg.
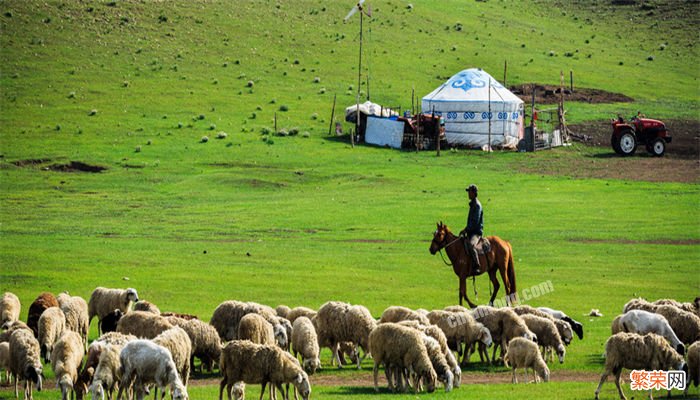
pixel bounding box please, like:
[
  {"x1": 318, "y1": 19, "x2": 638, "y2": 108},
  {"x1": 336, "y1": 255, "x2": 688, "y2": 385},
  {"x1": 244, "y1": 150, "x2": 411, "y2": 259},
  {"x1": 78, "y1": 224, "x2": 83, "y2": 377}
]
[
  {"x1": 488, "y1": 269, "x2": 500, "y2": 306},
  {"x1": 458, "y1": 278, "x2": 466, "y2": 306}
]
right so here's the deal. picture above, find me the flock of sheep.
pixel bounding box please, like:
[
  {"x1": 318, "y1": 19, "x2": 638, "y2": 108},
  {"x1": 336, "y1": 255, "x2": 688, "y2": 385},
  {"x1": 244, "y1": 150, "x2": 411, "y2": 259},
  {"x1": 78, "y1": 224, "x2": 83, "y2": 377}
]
[{"x1": 0, "y1": 288, "x2": 698, "y2": 400}]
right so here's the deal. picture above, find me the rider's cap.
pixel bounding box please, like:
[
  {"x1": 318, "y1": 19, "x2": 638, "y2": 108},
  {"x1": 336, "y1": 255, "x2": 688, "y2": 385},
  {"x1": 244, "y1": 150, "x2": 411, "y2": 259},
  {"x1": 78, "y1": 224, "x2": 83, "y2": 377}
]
[{"x1": 466, "y1": 184, "x2": 478, "y2": 193}]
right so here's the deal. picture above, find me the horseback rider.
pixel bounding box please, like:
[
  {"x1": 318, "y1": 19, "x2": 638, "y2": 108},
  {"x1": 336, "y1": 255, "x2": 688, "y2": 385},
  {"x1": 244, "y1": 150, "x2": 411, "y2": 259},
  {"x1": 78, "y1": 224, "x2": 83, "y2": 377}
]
[{"x1": 459, "y1": 184, "x2": 483, "y2": 274}]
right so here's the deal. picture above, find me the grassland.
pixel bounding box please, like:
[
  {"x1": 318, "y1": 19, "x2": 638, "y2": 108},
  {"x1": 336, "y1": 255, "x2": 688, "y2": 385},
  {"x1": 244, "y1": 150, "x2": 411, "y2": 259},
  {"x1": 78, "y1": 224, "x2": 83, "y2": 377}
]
[{"x1": 0, "y1": 0, "x2": 698, "y2": 399}]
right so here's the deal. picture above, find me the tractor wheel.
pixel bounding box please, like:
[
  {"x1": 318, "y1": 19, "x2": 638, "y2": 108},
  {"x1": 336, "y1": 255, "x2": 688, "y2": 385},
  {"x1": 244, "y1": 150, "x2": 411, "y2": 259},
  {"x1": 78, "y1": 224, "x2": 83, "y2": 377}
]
[
  {"x1": 647, "y1": 138, "x2": 666, "y2": 157},
  {"x1": 617, "y1": 131, "x2": 637, "y2": 156},
  {"x1": 611, "y1": 134, "x2": 623, "y2": 155}
]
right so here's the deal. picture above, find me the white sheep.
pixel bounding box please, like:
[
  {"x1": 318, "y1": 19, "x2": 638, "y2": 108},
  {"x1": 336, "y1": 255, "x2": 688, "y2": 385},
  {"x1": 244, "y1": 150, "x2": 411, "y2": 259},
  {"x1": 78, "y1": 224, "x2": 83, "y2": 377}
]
[
  {"x1": 472, "y1": 306, "x2": 536, "y2": 364},
  {"x1": 427, "y1": 309, "x2": 492, "y2": 365},
  {"x1": 51, "y1": 330, "x2": 85, "y2": 400},
  {"x1": 368, "y1": 323, "x2": 437, "y2": 393},
  {"x1": 379, "y1": 306, "x2": 430, "y2": 325},
  {"x1": 504, "y1": 337, "x2": 550, "y2": 384},
  {"x1": 611, "y1": 309, "x2": 685, "y2": 355},
  {"x1": 514, "y1": 305, "x2": 573, "y2": 345},
  {"x1": 116, "y1": 310, "x2": 173, "y2": 339},
  {"x1": 8, "y1": 328, "x2": 43, "y2": 400},
  {"x1": 520, "y1": 314, "x2": 566, "y2": 364},
  {"x1": 117, "y1": 339, "x2": 188, "y2": 400},
  {"x1": 88, "y1": 287, "x2": 139, "y2": 335},
  {"x1": 315, "y1": 301, "x2": 377, "y2": 369},
  {"x1": 537, "y1": 306, "x2": 584, "y2": 340},
  {"x1": 291, "y1": 316, "x2": 321, "y2": 375},
  {"x1": 38, "y1": 306, "x2": 66, "y2": 363},
  {"x1": 57, "y1": 293, "x2": 89, "y2": 350},
  {"x1": 153, "y1": 326, "x2": 192, "y2": 398},
  {"x1": 219, "y1": 340, "x2": 311, "y2": 400},
  {"x1": 237, "y1": 313, "x2": 276, "y2": 346},
  {"x1": 286, "y1": 306, "x2": 316, "y2": 324},
  {"x1": 1, "y1": 292, "x2": 20, "y2": 328},
  {"x1": 594, "y1": 332, "x2": 687, "y2": 400},
  {"x1": 396, "y1": 320, "x2": 462, "y2": 388},
  {"x1": 132, "y1": 300, "x2": 161, "y2": 315},
  {"x1": 209, "y1": 300, "x2": 279, "y2": 342},
  {"x1": 83, "y1": 332, "x2": 136, "y2": 400},
  {"x1": 276, "y1": 316, "x2": 292, "y2": 351},
  {"x1": 0, "y1": 341, "x2": 10, "y2": 386},
  {"x1": 168, "y1": 317, "x2": 222, "y2": 373},
  {"x1": 421, "y1": 335, "x2": 454, "y2": 392},
  {"x1": 686, "y1": 340, "x2": 699, "y2": 396}
]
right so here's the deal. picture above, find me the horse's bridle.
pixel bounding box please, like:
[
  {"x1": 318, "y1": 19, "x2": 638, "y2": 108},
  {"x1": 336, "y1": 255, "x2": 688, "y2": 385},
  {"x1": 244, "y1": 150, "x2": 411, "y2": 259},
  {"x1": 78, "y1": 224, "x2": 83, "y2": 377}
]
[{"x1": 433, "y1": 230, "x2": 462, "y2": 266}]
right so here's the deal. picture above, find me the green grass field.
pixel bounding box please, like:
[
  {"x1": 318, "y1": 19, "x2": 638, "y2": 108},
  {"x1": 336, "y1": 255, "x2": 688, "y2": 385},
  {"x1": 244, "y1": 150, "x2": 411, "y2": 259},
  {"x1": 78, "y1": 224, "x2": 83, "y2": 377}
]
[{"x1": 1, "y1": 0, "x2": 698, "y2": 399}]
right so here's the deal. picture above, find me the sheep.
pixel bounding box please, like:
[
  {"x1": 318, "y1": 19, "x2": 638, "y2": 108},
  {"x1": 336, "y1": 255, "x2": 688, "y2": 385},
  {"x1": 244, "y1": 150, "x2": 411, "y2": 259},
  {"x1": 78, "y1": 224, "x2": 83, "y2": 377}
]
[
  {"x1": 275, "y1": 316, "x2": 293, "y2": 352},
  {"x1": 1, "y1": 292, "x2": 20, "y2": 328},
  {"x1": 594, "y1": 332, "x2": 687, "y2": 400},
  {"x1": 117, "y1": 339, "x2": 188, "y2": 400},
  {"x1": 315, "y1": 301, "x2": 377, "y2": 369},
  {"x1": 38, "y1": 306, "x2": 66, "y2": 363},
  {"x1": 611, "y1": 309, "x2": 685, "y2": 356},
  {"x1": 622, "y1": 297, "x2": 658, "y2": 314},
  {"x1": 0, "y1": 320, "x2": 31, "y2": 343},
  {"x1": 368, "y1": 323, "x2": 437, "y2": 393},
  {"x1": 379, "y1": 306, "x2": 430, "y2": 325},
  {"x1": 116, "y1": 310, "x2": 173, "y2": 339},
  {"x1": 472, "y1": 306, "x2": 537, "y2": 364},
  {"x1": 444, "y1": 305, "x2": 471, "y2": 313},
  {"x1": 99, "y1": 309, "x2": 123, "y2": 334},
  {"x1": 275, "y1": 305, "x2": 291, "y2": 319},
  {"x1": 514, "y1": 306, "x2": 573, "y2": 346},
  {"x1": 519, "y1": 314, "x2": 566, "y2": 364},
  {"x1": 504, "y1": 337, "x2": 550, "y2": 384},
  {"x1": 0, "y1": 341, "x2": 10, "y2": 385},
  {"x1": 536, "y1": 306, "x2": 584, "y2": 340},
  {"x1": 27, "y1": 292, "x2": 59, "y2": 338},
  {"x1": 75, "y1": 331, "x2": 136, "y2": 400},
  {"x1": 218, "y1": 340, "x2": 311, "y2": 400},
  {"x1": 8, "y1": 328, "x2": 43, "y2": 400},
  {"x1": 291, "y1": 316, "x2": 321, "y2": 375},
  {"x1": 654, "y1": 304, "x2": 700, "y2": 345},
  {"x1": 88, "y1": 287, "x2": 139, "y2": 335},
  {"x1": 133, "y1": 300, "x2": 160, "y2": 315},
  {"x1": 160, "y1": 312, "x2": 199, "y2": 321},
  {"x1": 421, "y1": 335, "x2": 453, "y2": 392},
  {"x1": 686, "y1": 341, "x2": 700, "y2": 396},
  {"x1": 209, "y1": 300, "x2": 279, "y2": 342},
  {"x1": 57, "y1": 293, "x2": 90, "y2": 350},
  {"x1": 236, "y1": 313, "x2": 275, "y2": 346},
  {"x1": 153, "y1": 326, "x2": 192, "y2": 396},
  {"x1": 88, "y1": 343, "x2": 122, "y2": 400},
  {"x1": 51, "y1": 330, "x2": 85, "y2": 400},
  {"x1": 286, "y1": 306, "x2": 316, "y2": 324},
  {"x1": 653, "y1": 297, "x2": 700, "y2": 317},
  {"x1": 397, "y1": 320, "x2": 462, "y2": 388},
  {"x1": 427, "y1": 309, "x2": 492, "y2": 365},
  {"x1": 167, "y1": 317, "x2": 222, "y2": 373}
]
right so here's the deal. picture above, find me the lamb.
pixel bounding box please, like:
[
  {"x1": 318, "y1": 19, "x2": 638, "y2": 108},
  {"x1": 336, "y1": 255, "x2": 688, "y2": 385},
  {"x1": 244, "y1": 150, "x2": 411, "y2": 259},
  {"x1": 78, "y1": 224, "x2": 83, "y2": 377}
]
[
  {"x1": 168, "y1": 317, "x2": 222, "y2": 373},
  {"x1": 291, "y1": 316, "x2": 321, "y2": 375},
  {"x1": 379, "y1": 306, "x2": 430, "y2": 325},
  {"x1": 99, "y1": 309, "x2": 123, "y2": 334},
  {"x1": 27, "y1": 292, "x2": 59, "y2": 338},
  {"x1": 286, "y1": 306, "x2": 316, "y2": 324},
  {"x1": 8, "y1": 328, "x2": 43, "y2": 400},
  {"x1": 209, "y1": 300, "x2": 280, "y2": 342},
  {"x1": 116, "y1": 310, "x2": 173, "y2": 339},
  {"x1": 368, "y1": 323, "x2": 437, "y2": 393},
  {"x1": 57, "y1": 293, "x2": 89, "y2": 349},
  {"x1": 76, "y1": 331, "x2": 136, "y2": 400},
  {"x1": 397, "y1": 320, "x2": 462, "y2": 388},
  {"x1": 88, "y1": 287, "x2": 139, "y2": 335},
  {"x1": 520, "y1": 314, "x2": 566, "y2": 364},
  {"x1": 51, "y1": 330, "x2": 85, "y2": 400},
  {"x1": 536, "y1": 306, "x2": 584, "y2": 340},
  {"x1": 1, "y1": 292, "x2": 20, "y2": 328},
  {"x1": 611, "y1": 309, "x2": 685, "y2": 355},
  {"x1": 654, "y1": 304, "x2": 700, "y2": 345},
  {"x1": 315, "y1": 301, "x2": 377, "y2": 369},
  {"x1": 218, "y1": 340, "x2": 311, "y2": 400},
  {"x1": 504, "y1": 337, "x2": 550, "y2": 384},
  {"x1": 117, "y1": 339, "x2": 188, "y2": 400},
  {"x1": 0, "y1": 341, "x2": 10, "y2": 385},
  {"x1": 133, "y1": 300, "x2": 161, "y2": 315},
  {"x1": 427, "y1": 309, "x2": 492, "y2": 365},
  {"x1": 594, "y1": 332, "x2": 687, "y2": 400},
  {"x1": 88, "y1": 343, "x2": 122, "y2": 400},
  {"x1": 686, "y1": 341, "x2": 700, "y2": 396},
  {"x1": 38, "y1": 306, "x2": 66, "y2": 363},
  {"x1": 275, "y1": 305, "x2": 291, "y2": 319},
  {"x1": 472, "y1": 306, "x2": 537, "y2": 364},
  {"x1": 153, "y1": 326, "x2": 192, "y2": 390}
]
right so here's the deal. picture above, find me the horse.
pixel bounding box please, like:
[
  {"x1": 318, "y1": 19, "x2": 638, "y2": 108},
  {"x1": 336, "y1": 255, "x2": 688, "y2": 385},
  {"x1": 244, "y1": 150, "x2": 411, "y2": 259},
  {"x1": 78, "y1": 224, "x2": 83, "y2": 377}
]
[{"x1": 429, "y1": 222, "x2": 517, "y2": 308}]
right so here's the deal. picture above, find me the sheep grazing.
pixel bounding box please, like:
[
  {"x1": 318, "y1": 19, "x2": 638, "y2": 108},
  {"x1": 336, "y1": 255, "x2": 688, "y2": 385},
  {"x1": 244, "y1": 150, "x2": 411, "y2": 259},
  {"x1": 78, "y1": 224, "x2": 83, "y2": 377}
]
[
  {"x1": 421, "y1": 335, "x2": 453, "y2": 392},
  {"x1": 133, "y1": 300, "x2": 161, "y2": 315},
  {"x1": 594, "y1": 332, "x2": 687, "y2": 400},
  {"x1": 51, "y1": 330, "x2": 85, "y2": 400},
  {"x1": 654, "y1": 304, "x2": 700, "y2": 345},
  {"x1": 379, "y1": 306, "x2": 430, "y2": 325},
  {"x1": 57, "y1": 293, "x2": 89, "y2": 349},
  {"x1": 27, "y1": 292, "x2": 59, "y2": 338},
  {"x1": 168, "y1": 317, "x2": 222, "y2": 373},
  {"x1": 291, "y1": 316, "x2": 321, "y2": 375},
  {"x1": 8, "y1": 328, "x2": 43, "y2": 400},
  {"x1": 153, "y1": 326, "x2": 192, "y2": 396},
  {"x1": 75, "y1": 331, "x2": 136, "y2": 400},
  {"x1": 117, "y1": 339, "x2": 188, "y2": 400},
  {"x1": 611, "y1": 309, "x2": 685, "y2": 355},
  {"x1": 1, "y1": 292, "x2": 20, "y2": 328},
  {"x1": 275, "y1": 305, "x2": 291, "y2": 319},
  {"x1": 504, "y1": 337, "x2": 550, "y2": 384},
  {"x1": 515, "y1": 306, "x2": 576, "y2": 344},
  {"x1": 209, "y1": 300, "x2": 280, "y2": 342},
  {"x1": 0, "y1": 320, "x2": 31, "y2": 343},
  {"x1": 116, "y1": 310, "x2": 173, "y2": 339},
  {"x1": 99, "y1": 309, "x2": 123, "y2": 334},
  {"x1": 315, "y1": 301, "x2": 377, "y2": 369},
  {"x1": 0, "y1": 341, "x2": 10, "y2": 386},
  {"x1": 219, "y1": 340, "x2": 311, "y2": 400},
  {"x1": 520, "y1": 314, "x2": 566, "y2": 364},
  {"x1": 397, "y1": 320, "x2": 462, "y2": 388},
  {"x1": 427, "y1": 309, "x2": 492, "y2": 365},
  {"x1": 38, "y1": 306, "x2": 66, "y2": 363},
  {"x1": 287, "y1": 306, "x2": 317, "y2": 324},
  {"x1": 471, "y1": 306, "x2": 535, "y2": 364},
  {"x1": 368, "y1": 323, "x2": 437, "y2": 393},
  {"x1": 88, "y1": 287, "x2": 139, "y2": 335},
  {"x1": 88, "y1": 344, "x2": 121, "y2": 400},
  {"x1": 237, "y1": 313, "x2": 276, "y2": 346},
  {"x1": 537, "y1": 306, "x2": 584, "y2": 340},
  {"x1": 686, "y1": 341, "x2": 700, "y2": 396}
]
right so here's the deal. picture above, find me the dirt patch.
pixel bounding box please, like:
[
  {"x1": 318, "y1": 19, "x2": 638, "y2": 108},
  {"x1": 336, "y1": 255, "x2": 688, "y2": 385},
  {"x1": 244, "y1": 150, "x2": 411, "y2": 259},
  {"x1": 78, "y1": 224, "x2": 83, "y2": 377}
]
[
  {"x1": 569, "y1": 238, "x2": 700, "y2": 245},
  {"x1": 11, "y1": 158, "x2": 52, "y2": 167},
  {"x1": 510, "y1": 84, "x2": 633, "y2": 105},
  {"x1": 48, "y1": 161, "x2": 107, "y2": 173}
]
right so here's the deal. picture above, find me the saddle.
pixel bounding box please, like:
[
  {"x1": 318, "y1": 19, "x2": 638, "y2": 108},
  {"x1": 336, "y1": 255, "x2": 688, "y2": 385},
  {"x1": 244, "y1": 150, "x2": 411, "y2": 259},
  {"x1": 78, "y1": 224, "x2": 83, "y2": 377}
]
[{"x1": 474, "y1": 237, "x2": 491, "y2": 255}]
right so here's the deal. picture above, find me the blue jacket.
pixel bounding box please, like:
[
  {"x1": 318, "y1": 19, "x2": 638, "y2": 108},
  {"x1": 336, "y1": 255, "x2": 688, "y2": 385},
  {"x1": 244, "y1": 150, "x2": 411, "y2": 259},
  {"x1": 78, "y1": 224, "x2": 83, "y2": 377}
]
[{"x1": 466, "y1": 198, "x2": 483, "y2": 236}]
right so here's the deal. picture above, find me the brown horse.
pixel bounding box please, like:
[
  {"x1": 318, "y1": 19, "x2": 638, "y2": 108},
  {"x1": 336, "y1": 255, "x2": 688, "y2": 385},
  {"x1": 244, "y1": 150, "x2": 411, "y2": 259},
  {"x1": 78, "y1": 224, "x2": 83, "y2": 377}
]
[{"x1": 429, "y1": 222, "x2": 517, "y2": 308}]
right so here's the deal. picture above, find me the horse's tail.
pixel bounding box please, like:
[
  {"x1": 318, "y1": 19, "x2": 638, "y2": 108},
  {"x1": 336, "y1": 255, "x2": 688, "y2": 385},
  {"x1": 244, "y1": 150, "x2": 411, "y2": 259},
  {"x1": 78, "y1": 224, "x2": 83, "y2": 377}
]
[{"x1": 507, "y1": 242, "x2": 517, "y2": 301}]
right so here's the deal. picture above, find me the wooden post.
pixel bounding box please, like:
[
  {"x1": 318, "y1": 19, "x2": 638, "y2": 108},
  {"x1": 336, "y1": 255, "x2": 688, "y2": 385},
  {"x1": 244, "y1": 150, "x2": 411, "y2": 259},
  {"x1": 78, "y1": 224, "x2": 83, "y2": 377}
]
[
  {"x1": 411, "y1": 87, "x2": 415, "y2": 116},
  {"x1": 274, "y1": 112, "x2": 277, "y2": 134},
  {"x1": 570, "y1": 70, "x2": 574, "y2": 93},
  {"x1": 503, "y1": 60, "x2": 508, "y2": 88},
  {"x1": 353, "y1": 9, "x2": 363, "y2": 149},
  {"x1": 488, "y1": 77, "x2": 492, "y2": 152},
  {"x1": 529, "y1": 85, "x2": 536, "y2": 152},
  {"x1": 434, "y1": 107, "x2": 440, "y2": 157},
  {"x1": 328, "y1": 94, "x2": 337, "y2": 136},
  {"x1": 416, "y1": 112, "x2": 421, "y2": 152}
]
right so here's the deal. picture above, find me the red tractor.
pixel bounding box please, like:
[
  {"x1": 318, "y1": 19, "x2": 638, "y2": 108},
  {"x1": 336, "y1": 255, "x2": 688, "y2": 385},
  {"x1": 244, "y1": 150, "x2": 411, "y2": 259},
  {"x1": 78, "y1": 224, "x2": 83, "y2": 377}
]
[{"x1": 611, "y1": 114, "x2": 671, "y2": 156}]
